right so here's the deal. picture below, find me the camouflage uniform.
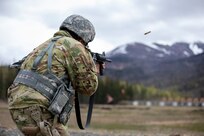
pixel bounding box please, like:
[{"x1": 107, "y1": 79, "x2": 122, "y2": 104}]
[{"x1": 8, "y1": 30, "x2": 98, "y2": 136}]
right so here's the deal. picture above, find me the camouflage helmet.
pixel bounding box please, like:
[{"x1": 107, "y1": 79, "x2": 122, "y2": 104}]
[{"x1": 60, "y1": 15, "x2": 95, "y2": 44}]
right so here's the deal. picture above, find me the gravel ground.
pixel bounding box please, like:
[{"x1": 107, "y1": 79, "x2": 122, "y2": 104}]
[
  {"x1": 1, "y1": 102, "x2": 203, "y2": 136},
  {"x1": 0, "y1": 127, "x2": 137, "y2": 136},
  {"x1": 0, "y1": 127, "x2": 199, "y2": 136}
]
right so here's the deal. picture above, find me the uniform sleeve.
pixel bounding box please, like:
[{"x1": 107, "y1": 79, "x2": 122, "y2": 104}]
[{"x1": 64, "y1": 40, "x2": 98, "y2": 96}]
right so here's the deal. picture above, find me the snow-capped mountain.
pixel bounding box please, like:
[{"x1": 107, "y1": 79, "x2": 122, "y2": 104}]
[
  {"x1": 106, "y1": 41, "x2": 204, "y2": 97},
  {"x1": 108, "y1": 42, "x2": 204, "y2": 60}
]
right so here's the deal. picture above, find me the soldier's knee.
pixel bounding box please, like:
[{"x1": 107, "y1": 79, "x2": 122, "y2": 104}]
[{"x1": 10, "y1": 106, "x2": 69, "y2": 136}]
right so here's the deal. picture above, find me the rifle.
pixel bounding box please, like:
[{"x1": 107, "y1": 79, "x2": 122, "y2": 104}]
[{"x1": 91, "y1": 52, "x2": 112, "y2": 75}]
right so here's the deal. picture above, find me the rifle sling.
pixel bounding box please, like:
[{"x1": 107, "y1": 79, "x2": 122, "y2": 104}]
[{"x1": 75, "y1": 92, "x2": 95, "y2": 129}]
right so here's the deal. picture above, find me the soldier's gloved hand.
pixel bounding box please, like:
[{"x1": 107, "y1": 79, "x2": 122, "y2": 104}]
[{"x1": 95, "y1": 63, "x2": 105, "y2": 75}]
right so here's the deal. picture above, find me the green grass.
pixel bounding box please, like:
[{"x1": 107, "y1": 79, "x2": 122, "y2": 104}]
[{"x1": 163, "y1": 122, "x2": 204, "y2": 132}]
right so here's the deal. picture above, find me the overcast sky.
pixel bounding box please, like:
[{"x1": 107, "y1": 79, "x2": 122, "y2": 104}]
[{"x1": 0, "y1": 0, "x2": 204, "y2": 63}]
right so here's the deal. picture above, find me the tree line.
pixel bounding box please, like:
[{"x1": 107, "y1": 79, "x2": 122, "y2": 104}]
[
  {"x1": 94, "y1": 77, "x2": 183, "y2": 104},
  {"x1": 0, "y1": 65, "x2": 183, "y2": 103},
  {"x1": 0, "y1": 65, "x2": 17, "y2": 100}
]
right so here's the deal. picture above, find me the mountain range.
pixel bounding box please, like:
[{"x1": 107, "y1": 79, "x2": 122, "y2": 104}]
[{"x1": 106, "y1": 41, "x2": 204, "y2": 97}]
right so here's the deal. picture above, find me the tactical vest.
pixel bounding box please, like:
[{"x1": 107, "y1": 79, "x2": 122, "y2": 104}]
[{"x1": 14, "y1": 36, "x2": 74, "y2": 125}]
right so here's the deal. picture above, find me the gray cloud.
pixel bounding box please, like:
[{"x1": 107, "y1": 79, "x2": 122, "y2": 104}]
[
  {"x1": 157, "y1": 0, "x2": 204, "y2": 18},
  {"x1": 0, "y1": 0, "x2": 204, "y2": 63}
]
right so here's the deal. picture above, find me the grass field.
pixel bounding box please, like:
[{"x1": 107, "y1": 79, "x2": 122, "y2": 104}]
[
  {"x1": 0, "y1": 101, "x2": 204, "y2": 136},
  {"x1": 68, "y1": 105, "x2": 204, "y2": 135}
]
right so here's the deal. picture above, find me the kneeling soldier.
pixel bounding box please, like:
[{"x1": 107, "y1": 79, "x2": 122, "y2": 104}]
[{"x1": 8, "y1": 14, "x2": 99, "y2": 136}]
